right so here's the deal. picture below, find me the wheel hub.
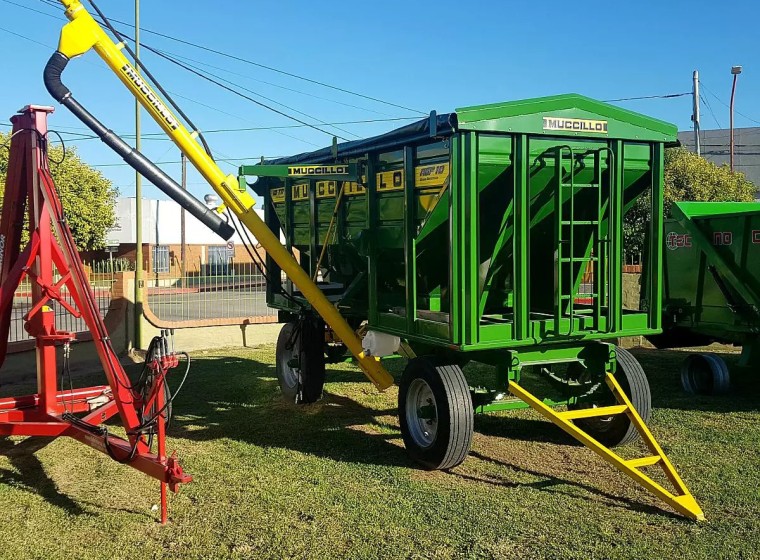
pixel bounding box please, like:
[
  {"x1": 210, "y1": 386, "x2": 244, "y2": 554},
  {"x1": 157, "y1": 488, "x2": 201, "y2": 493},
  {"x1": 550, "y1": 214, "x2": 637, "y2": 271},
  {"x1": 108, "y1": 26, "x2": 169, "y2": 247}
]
[
  {"x1": 278, "y1": 341, "x2": 300, "y2": 390},
  {"x1": 406, "y1": 378, "x2": 438, "y2": 448}
]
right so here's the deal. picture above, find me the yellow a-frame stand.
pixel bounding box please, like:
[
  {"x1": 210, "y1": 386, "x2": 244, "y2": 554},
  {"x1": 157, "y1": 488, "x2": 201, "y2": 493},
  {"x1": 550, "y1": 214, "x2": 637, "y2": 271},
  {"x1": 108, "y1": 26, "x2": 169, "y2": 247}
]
[{"x1": 509, "y1": 373, "x2": 704, "y2": 521}]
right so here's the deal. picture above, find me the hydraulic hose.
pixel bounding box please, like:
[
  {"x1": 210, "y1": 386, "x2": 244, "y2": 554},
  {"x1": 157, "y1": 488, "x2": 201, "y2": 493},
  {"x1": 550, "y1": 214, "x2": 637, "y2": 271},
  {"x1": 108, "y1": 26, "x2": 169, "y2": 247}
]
[{"x1": 43, "y1": 52, "x2": 234, "y2": 240}]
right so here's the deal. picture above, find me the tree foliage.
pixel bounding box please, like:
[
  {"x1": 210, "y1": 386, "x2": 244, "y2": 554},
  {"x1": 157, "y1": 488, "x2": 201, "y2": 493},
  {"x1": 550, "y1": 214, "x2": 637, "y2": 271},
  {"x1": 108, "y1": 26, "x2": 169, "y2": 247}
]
[
  {"x1": 0, "y1": 131, "x2": 118, "y2": 250},
  {"x1": 624, "y1": 147, "x2": 757, "y2": 257}
]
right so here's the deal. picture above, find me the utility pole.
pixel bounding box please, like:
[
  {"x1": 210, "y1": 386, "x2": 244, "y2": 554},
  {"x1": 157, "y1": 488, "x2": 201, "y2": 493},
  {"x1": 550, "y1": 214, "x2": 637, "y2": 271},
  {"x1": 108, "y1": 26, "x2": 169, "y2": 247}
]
[
  {"x1": 730, "y1": 65, "x2": 742, "y2": 172},
  {"x1": 180, "y1": 152, "x2": 187, "y2": 281},
  {"x1": 133, "y1": 0, "x2": 143, "y2": 349},
  {"x1": 692, "y1": 70, "x2": 701, "y2": 156}
]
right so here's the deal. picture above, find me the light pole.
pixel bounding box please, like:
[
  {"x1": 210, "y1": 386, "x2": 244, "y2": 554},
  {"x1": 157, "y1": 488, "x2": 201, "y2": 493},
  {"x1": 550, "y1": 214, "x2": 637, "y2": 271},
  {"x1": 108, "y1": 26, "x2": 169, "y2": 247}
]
[
  {"x1": 730, "y1": 65, "x2": 742, "y2": 172},
  {"x1": 180, "y1": 153, "x2": 187, "y2": 283},
  {"x1": 133, "y1": 0, "x2": 143, "y2": 349}
]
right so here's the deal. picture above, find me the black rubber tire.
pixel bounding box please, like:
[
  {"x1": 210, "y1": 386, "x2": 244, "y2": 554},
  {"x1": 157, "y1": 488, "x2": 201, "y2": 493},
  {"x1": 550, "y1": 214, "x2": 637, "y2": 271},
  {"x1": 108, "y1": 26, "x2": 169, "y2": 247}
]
[
  {"x1": 680, "y1": 353, "x2": 730, "y2": 395},
  {"x1": 398, "y1": 358, "x2": 474, "y2": 470},
  {"x1": 275, "y1": 319, "x2": 326, "y2": 404},
  {"x1": 570, "y1": 346, "x2": 651, "y2": 447}
]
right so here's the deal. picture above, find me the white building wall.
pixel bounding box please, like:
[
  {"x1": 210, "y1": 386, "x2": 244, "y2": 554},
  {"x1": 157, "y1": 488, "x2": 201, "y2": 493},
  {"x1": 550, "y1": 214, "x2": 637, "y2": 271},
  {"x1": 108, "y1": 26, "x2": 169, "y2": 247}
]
[{"x1": 106, "y1": 197, "x2": 275, "y2": 246}]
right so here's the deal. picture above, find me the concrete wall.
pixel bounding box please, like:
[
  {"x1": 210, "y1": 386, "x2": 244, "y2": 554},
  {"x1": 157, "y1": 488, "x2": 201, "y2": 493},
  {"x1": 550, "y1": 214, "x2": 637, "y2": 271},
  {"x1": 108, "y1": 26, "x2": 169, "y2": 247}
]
[
  {"x1": 620, "y1": 272, "x2": 649, "y2": 349},
  {"x1": 623, "y1": 272, "x2": 641, "y2": 310}
]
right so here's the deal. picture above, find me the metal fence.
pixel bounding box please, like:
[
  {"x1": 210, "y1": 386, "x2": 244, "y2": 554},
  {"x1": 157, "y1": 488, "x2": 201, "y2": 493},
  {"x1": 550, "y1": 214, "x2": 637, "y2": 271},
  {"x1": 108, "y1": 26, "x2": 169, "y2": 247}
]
[
  {"x1": 146, "y1": 259, "x2": 275, "y2": 322},
  {"x1": 9, "y1": 260, "x2": 116, "y2": 343}
]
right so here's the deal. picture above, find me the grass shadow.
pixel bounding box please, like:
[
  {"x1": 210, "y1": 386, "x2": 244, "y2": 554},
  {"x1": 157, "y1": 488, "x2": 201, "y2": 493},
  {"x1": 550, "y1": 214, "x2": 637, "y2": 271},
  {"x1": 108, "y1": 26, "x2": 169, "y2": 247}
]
[
  {"x1": 167, "y1": 355, "x2": 409, "y2": 468},
  {"x1": 452, "y1": 451, "x2": 682, "y2": 521},
  {"x1": 475, "y1": 414, "x2": 579, "y2": 446},
  {"x1": 0, "y1": 437, "x2": 89, "y2": 516},
  {"x1": 629, "y1": 347, "x2": 760, "y2": 413},
  {"x1": 4, "y1": 344, "x2": 746, "y2": 520}
]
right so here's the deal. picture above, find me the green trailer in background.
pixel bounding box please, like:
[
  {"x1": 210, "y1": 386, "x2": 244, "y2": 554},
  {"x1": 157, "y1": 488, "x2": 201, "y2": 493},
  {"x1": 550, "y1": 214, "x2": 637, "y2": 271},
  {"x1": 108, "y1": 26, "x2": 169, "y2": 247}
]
[
  {"x1": 240, "y1": 94, "x2": 705, "y2": 520},
  {"x1": 652, "y1": 201, "x2": 760, "y2": 394}
]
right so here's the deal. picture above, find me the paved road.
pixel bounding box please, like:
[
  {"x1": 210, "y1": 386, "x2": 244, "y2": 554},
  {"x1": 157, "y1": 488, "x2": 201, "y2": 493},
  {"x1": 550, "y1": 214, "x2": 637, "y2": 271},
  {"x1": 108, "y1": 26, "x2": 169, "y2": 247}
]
[{"x1": 147, "y1": 289, "x2": 273, "y2": 322}]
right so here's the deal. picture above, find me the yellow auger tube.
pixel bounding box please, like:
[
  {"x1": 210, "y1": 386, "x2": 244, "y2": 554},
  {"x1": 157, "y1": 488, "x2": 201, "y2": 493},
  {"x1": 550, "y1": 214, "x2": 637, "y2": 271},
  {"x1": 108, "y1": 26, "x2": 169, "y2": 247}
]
[{"x1": 54, "y1": 0, "x2": 393, "y2": 390}]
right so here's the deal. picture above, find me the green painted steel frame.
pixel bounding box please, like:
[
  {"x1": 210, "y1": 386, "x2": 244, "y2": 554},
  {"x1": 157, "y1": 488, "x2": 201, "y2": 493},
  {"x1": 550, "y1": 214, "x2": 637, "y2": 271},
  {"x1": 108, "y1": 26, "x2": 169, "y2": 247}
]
[
  {"x1": 513, "y1": 134, "x2": 530, "y2": 342},
  {"x1": 672, "y1": 202, "x2": 760, "y2": 311},
  {"x1": 470, "y1": 340, "x2": 617, "y2": 410},
  {"x1": 254, "y1": 138, "x2": 665, "y2": 345}
]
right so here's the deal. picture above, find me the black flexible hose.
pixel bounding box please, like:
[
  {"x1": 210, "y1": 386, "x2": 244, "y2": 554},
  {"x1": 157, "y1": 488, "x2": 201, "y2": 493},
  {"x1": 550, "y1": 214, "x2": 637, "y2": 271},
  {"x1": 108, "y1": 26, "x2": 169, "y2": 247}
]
[{"x1": 43, "y1": 52, "x2": 234, "y2": 241}]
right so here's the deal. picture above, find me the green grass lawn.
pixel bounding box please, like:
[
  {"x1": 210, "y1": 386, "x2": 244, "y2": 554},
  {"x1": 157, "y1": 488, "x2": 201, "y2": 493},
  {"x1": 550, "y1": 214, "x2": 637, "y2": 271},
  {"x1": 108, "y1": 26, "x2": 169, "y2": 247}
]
[{"x1": 1, "y1": 344, "x2": 759, "y2": 559}]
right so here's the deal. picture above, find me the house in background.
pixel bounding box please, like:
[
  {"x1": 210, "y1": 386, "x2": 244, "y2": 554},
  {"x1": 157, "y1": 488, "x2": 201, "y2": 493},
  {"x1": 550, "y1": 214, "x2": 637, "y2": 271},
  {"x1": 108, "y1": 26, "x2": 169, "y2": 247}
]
[
  {"x1": 83, "y1": 197, "x2": 270, "y2": 277},
  {"x1": 678, "y1": 126, "x2": 760, "y2": 197}
]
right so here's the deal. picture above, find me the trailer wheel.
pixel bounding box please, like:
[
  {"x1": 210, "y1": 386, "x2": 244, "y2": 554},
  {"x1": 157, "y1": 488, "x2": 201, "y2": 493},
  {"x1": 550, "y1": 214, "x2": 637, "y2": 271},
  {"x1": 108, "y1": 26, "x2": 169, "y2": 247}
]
[
  {"x1": 680, "y1": 353, "x2": 730, "y2": 395},
  {"x1": 398, "y1": 358, "x2": 474, "y2": 470},
  {"x1": 569, "y1": 346, "x2": 651, "y2": 447},
  {"x1": 276, "y1": 319, "x2": 325, "y2": 404}
]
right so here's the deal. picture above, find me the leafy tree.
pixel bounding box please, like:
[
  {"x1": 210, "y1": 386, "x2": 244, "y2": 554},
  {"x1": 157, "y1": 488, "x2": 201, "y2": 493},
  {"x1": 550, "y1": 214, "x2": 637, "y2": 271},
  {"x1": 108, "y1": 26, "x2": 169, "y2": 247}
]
[
  {"x1": 0, "y1": 131, "x2": 118, "y2": 250},
  {"x1": 624, "y1": 147, "x2": 757, "y2": 257}
]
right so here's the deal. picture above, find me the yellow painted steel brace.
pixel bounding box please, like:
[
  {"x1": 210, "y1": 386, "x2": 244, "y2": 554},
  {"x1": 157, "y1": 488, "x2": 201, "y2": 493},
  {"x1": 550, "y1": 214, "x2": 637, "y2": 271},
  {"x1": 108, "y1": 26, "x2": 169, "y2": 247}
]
[{"x1": 509, "y1": 373, "x2": 704, "y2": 521}]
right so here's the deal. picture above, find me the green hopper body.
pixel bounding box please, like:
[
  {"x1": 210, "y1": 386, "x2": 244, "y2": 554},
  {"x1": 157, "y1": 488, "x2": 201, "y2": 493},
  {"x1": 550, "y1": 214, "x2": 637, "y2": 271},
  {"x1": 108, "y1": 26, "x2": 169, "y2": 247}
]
[{"x1": 243, "y1": 94, "x2": 677, "y2": 374}]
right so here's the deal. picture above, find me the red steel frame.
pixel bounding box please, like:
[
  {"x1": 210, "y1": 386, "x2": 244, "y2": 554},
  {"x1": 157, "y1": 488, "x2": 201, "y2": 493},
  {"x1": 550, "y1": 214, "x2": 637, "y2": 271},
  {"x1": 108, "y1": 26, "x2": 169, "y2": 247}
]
[{"x1": 0, "y1": 105, "x2": 190, "y2": 523}]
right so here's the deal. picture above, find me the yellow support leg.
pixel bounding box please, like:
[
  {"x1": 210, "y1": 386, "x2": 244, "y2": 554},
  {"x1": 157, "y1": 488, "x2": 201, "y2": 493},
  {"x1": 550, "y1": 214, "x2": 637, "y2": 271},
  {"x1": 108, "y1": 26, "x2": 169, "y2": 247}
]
[{"x1": 508, "y1": 373, "x2": 705, "y2": 521}]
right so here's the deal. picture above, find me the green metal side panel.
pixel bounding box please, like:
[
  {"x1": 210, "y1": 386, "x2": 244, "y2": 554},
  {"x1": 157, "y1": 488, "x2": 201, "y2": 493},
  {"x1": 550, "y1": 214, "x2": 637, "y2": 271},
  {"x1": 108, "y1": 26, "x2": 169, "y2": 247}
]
[
  {"x1": 247, "y1": 94, "x2": 674, "y2": 359},
  {"x1": 662, "y1": 201, "x2": 760, "y2": 342}
]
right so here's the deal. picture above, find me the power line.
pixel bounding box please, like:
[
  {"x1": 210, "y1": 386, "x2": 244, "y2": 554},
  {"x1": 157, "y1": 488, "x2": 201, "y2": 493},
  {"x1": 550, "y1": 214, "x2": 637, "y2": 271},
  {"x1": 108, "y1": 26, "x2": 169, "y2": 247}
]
[
  {"x1": 699, "y1": 80, "x2": 760, "y2": 126},
  {"x1": 89, "y1": 156, "x2": 276, "y2": 168},
  {"x1": 106, "y1": 29, "x2": 353, "y2": 142},
  {"x1": 0, "y1": 20, "x2": 368, "y2": 147},
  {"x1": 11, "y1": 0, "x2": 358, "y2": 143},
  {"x1": 23, "y1": 0, "x2": 730, "y2": 126},
  {"x1": 150, "y1": 46, "x2": 360, "y2": 140},
  {"x1": 28, "y1": 0, "x2": 419, "y2": 120},
  {"x1": 164, "y1": 116, "x2": 416, "y2": 135},
  {"x1": 57, "y1": 117, "x2": 420, "y2": 142},
  {"x1": 40, "y1": 1, "x2": 427, "y2": 116},
  {"x1": 92, "y1": 0, "x2": 344, "y2": 146},
  {"x1": 4, "y1": 3, "x2": 327, "y2": 148},
  {"x1": 1, "y1": 0, "x2": 58, "y2": 19},
  {"x1": 701, "y1": 96, "x2": 722, "y2": 129},
  {"x1": 603, "y1": 92, "x2": 691, "y2": 102},
  {"x1": 157, "y1": 49, "x2": 398, "y2": 118},
  {"x1": 0, "y1": 23, "x2": 59, "y2": 51},
  {"x1": 163, "y1": 91, "x2": 322, "y2": 148}
]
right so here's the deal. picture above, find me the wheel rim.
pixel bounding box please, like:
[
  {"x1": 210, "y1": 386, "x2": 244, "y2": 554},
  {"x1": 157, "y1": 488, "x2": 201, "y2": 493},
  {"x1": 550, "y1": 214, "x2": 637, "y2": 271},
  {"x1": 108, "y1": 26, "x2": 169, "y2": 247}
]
[
  {"x1": 279, "y1": 335, "x2": 299, "y2": 390},
  {"x1": 405, "y1": 378, "x2": 438, "y2": 448},
  {"x1": 682, "y1": 355, "x2": 713, "y2": 394}
]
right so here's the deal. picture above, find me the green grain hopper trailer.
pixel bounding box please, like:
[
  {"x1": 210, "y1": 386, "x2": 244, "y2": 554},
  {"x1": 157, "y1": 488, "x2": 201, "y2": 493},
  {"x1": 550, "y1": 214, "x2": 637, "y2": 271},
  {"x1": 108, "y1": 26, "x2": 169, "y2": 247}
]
[
  {"x1": 242, "y1": 94, "x2": 704, "y2": 520},
  {"x1": 651, "y1": 201, "x2": 760, "y2": 394}
]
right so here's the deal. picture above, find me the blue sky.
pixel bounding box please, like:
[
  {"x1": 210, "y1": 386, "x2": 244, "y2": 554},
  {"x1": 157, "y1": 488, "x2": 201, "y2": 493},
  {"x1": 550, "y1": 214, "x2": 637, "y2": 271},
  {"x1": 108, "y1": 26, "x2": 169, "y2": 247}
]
[{"x1": 1, "y1": 0, "x2": 758, "y2": 202}]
